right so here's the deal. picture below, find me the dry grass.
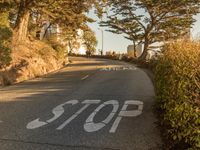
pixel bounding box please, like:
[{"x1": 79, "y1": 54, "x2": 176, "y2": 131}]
[{"x1": 0, "y1": 38, "x2": 66, "y2": 86}]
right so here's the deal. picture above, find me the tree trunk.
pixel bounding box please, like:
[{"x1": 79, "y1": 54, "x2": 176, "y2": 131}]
[
  {"x1": 68, "y1": 41, "x2": 73, "y2": 54},
  {"x1": 14, "y1": 10, "x2": 30, "y2": 43},
  {"x1": 133, "y1": 42, "x2": 137, "y2": 58},
  {"x1": 138, "y1": 48, "x2": 148, "y2": 61},
  {"x1": 138, "y1": 40, "x2": 149, "y2": 61},
  {"x1": 14, "y1": 1, "x2": 30, "y2": 43},
  {"x1": 43, "y1": 23, "x2": 52, "y2": 39}
]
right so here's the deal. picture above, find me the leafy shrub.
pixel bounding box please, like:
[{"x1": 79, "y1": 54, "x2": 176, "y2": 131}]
[
  {"x1": 0, "y1": 12, "x2": 12, "y2": 68},
  {"x1": 46, "y1": 36, "x2": 66, "y2": 60},
  {"x1": 154, "y1": 41, "x2": 200, "y2": 149},
  {"x1": 0, "y1": 44, "x2": 12, "y2": 68}
]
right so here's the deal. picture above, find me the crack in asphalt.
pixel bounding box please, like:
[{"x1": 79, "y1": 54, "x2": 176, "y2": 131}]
[{"x1": 0, "y1": 138, "x2": 121, "y2": 150}]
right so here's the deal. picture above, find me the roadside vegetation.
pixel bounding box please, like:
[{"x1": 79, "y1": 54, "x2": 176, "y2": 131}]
[
  {"x1": 0, "y1": 11, "x2": 12, "y2": 68},
  {"x1": 153, "y1": 41, "x2": 200, "y2": 150}
]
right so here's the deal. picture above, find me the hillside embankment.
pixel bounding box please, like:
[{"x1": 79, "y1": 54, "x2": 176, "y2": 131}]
[{"x1": 0, "y1": 37, "x2": 67, "y2": 86}]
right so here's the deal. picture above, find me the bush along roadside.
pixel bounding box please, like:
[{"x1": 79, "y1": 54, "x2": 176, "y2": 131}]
[
  {"x1": 0, "y1": 12, "x2": 12, "y2": 69},
  {"x1": 153, "y1": 41, "x2": 200, "y2": 150}
]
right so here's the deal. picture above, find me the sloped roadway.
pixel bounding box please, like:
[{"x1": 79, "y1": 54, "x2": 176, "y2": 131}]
[{"x1": 0, "y1": 57, "x2": 162, "y2": 150}]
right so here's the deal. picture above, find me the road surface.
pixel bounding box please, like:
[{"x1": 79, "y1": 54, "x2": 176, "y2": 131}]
[{"x1": 0, "y1": 57, "x2": 162, "y2": 150}]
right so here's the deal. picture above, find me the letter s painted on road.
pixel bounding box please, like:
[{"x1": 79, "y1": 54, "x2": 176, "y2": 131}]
[{"x1": 26, "y1": 100, "x2": 78, "y2": 129}]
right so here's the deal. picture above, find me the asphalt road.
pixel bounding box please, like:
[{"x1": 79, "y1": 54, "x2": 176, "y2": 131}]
[{"x1": 0, "y1": 57, "x2": 162, "y2": 150}]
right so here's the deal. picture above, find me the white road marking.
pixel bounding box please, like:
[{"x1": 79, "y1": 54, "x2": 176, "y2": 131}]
[
  {"x1": 100, "y1": 66, "x2": 137, "y2": 71},
  {"x1": 57, "y1": 104, "x2": 89, "y2": 130},
  {"x1": 26, "y1": 119, "x2": 47, "y2": 129},
  {"x1": 81, "y1": 75, "x2": 89, "y2": 80},
  {"x1": 109, "y1": 117, "x2": 122, "y2": 133},
  {"x1": 26, "y1": 100, "x2": 78, "y2": 129},
  {"x1": 57, "y1": 100, "x2": 101, "y2": 130},
  {"x1": 82, "y1": 100, "x2": 101, "y2": 104},
  {"x1": 109, "y1": 100, "x2": 144, "y2": 133},
  {"x1": 26, "y1": 99, "x2": 144, "y2": 133},
  {"x1": 84, "y1": 100, "x2": 119, "y2": 132}
]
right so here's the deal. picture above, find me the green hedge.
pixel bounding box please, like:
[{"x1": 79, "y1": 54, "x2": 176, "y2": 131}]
[{"x1": 154, "y1": 41, "x2": 200, "y2": 149}]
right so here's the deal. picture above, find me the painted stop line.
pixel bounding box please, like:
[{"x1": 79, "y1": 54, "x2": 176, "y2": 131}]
[
  {"x1": 100, "y1": 66, "x2": 137, "y2": 71},
  {"x1": 27, "y1": 100, "x2": 144, "y2": 133}
]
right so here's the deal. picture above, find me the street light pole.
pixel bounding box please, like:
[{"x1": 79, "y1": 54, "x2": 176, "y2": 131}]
[
  {"x1": 101, "y1": 29, "x2": 104, "y2": 55},
  {"x1": 98, "y1": 28, "x2": 104, "y2": 56}
]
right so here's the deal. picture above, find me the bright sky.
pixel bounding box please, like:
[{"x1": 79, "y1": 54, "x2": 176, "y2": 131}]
[{"x1": 88, "y1": 12, "x2": 200, "y2": 54}]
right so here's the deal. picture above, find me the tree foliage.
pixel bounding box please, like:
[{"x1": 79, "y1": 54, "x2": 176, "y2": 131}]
[
  {"x1": 154, "y1": 41, "x2": 200, "y2": 149},
  {"x1": 0, "y1": 0, "x2": 105, "y2": 42},
  {"x1": 102, "y1": 0, "x2": 200, "y2": 60},
  {"x1": 0, "y1": 9, "x2": 12, "y2": 68},
  {"x1": 83, "y1": 29, "x2": 97, "y2": 55},
  {"x1": 0, "y1": 0, "x2": 106, "y2": 69}
]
